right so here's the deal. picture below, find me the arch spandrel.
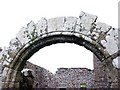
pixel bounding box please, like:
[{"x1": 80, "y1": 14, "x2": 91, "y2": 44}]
[{"x1": 0, "y1": 11, "x2": 119, "y2": 88}]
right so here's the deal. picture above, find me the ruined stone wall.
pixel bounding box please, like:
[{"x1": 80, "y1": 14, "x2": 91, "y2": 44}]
[
  {"x1": 22, "y1": 60, "x2": 119, "y2": 89},
  {"x1": 55, "y1": 68, "x2": 94, "y2": 88},
  {"x1": 24, "y1": 61, "x2": 58, "y2": 88},
  {"x1": 93, "y1": 55, "x2": 108, "y2": 88},
  {"x1": 24, "y1": 61, "x2": 95, "y2": 88},
  {"x1": 93, "y1": 55, "x2": 119, "y2": 88}
]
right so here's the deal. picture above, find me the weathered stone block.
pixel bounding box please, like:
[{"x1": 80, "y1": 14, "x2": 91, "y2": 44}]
[
  {"x1": 48, "y1": 17, "x2": 65, "y2": 32},
  {"x1": 63, "y1": 17, "x2": 77, "y2": 32},
  {"x1": 36, "y1": 18, "x2": 48, "y2": 36},
  {"x1": 16, "y1": 27, "x2": 31, "y2": 45},
  {"x1": 75, "y1": 11, "x2": 97, "y2": 35},
  {"x1": 101, "y1": 28, "x2": 118, "y2": 55}
]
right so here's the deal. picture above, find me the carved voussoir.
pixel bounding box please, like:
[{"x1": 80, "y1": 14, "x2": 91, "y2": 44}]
[{"x1": 36, "y1": 17, "x2": 48, "y2": 36}]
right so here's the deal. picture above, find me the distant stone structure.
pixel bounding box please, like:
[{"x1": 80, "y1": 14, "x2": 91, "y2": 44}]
[
  {"x1": 25, "y1": 61, "x2": 94, "y2": 88},
  {"x1": 24, "y1": 57, "x2": 118, "y2": 89},
  {"x1": 24, "y1": 61, "x2": 57, "y2": 88},
  {"x1": 0, "y1": 11, "x2": 119, "y2": 89},
  {"x1": 55, "y1": 68, "x2": 94, "y2": 88}
]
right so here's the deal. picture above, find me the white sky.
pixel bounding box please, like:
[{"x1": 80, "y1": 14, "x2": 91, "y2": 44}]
[
  {"x1": 29, "y1": 43, "x2": 93, "y2": 74},
  {"x1": 0, "y1": 0, "x2": 119, "y2": 73}
]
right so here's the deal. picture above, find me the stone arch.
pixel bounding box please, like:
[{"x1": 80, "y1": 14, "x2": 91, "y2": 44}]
[{"x1": 0, "y1": 11, "x2": 119, "y2": 89}]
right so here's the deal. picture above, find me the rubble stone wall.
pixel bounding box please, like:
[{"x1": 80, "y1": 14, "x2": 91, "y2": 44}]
[
  {"x1": 25, "y1": 61, "x2": 95, "y2": 88},
  {"x1": 54, "y1": 68, "x2": 94, "y2": 88},
  {"x1": 24, "y1": 61, "x2": 58, "y2": 88},
  {"x1": 25, "y1": 58, "x2": 119, "y2": 89}
]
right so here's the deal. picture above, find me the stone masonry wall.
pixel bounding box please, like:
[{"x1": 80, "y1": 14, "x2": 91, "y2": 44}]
[
  {"x1": 93, "y1": 55, "x2": 108, "y2": 88},
  {"x1": 24, "y1": 61, "x2": 58, "y2": 88},
  {"x1": 55, "y1": 68, "x2": 94, "y2": 88},
  {"x1": 24, "y1": 61, "x2": 95, "y2": 88},
  {"x1": 93, "y1": 55, "x2": 119, "y2": 88},
  {"x1": 24, "y1": 60, "x2": 119, "y2": 89}
]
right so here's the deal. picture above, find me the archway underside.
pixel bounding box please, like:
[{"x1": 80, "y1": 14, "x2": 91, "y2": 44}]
[
  {"x1": 0, "y1": 11, "x2": 119, "y2": 89},
  {"x1": 12, "y1": 35, "x2": 106, "y2": 71}
]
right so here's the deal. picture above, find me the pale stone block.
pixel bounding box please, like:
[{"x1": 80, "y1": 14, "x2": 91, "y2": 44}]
[
  {"x1": 16, "y1": 27, "x2": 31, "y2": 45},
  {"x1": 36, "y1": 18, "x2": 48, "y2": 36},
  {"x1": 101, "y1": 28, "x2": 118, "y2": 55},
  {"x1": 96, "y1": 22, "x2": 112, "y2": 33},
  {"x1": 75, "y1": 11, "x2": 97, "y2": 36},
  {"x1": 63, "y1": 17, "x2": 77, "y2": 31},
  {"x1": 48, "y1": 17, "x2": 65, "y2": 32},
  {"x1": 27, "y1": 21, "x2": 37, "y2": 39},
  {"x1": 9, "y1": 38, "x2": 22, "y2": 54},
  {"x1": 0, "y1": 47, "x2": 11, "y2": 62}
]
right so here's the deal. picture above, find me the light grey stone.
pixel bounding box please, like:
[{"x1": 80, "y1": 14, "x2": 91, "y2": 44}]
[
  {"x1": 75, "y1": 11, "x2": 97, "y2": 35},
  {"x1": 16, "y1": 27, "x2": 31, "y2": 45},
  {"x1": 112, "y1": 57, "x2": 120, "y2": 68},
  {"x1": 9, "y1": 38, "x2": 22, "y2": 54},
  {"x1": 2, "y1": 60, "x2": 9, "y2": 67},
  {"x1": 0, "y1": 47, "x2": 10, "y2": 62},
  {"x1": 48, "y1": 17, "x2": 65, "y2": 32},
  {"x1": 63, "y1": 17, "x2": 77, "y2": 31},
  {"x1": 27, "y1": 21, "x2": 37, "y2": 39},
  {"x1": 36, "y1": 18, "x2": 48, "y2": 36},
  {"x1": 101, "y1": 28, "x2": 118, "y2": 55},
  {"x1": 91, "y1": 22, "x2": 111, "y2": 41},
  {"x1": 1, "y1": 67, "x2": 9, "y2": 81},
  {"x1": 96, "y1": 22, "x2": 112, "y2": 33},
  {"x1": 0, "y1": 64, "x2": 3, "y2": 74}
]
